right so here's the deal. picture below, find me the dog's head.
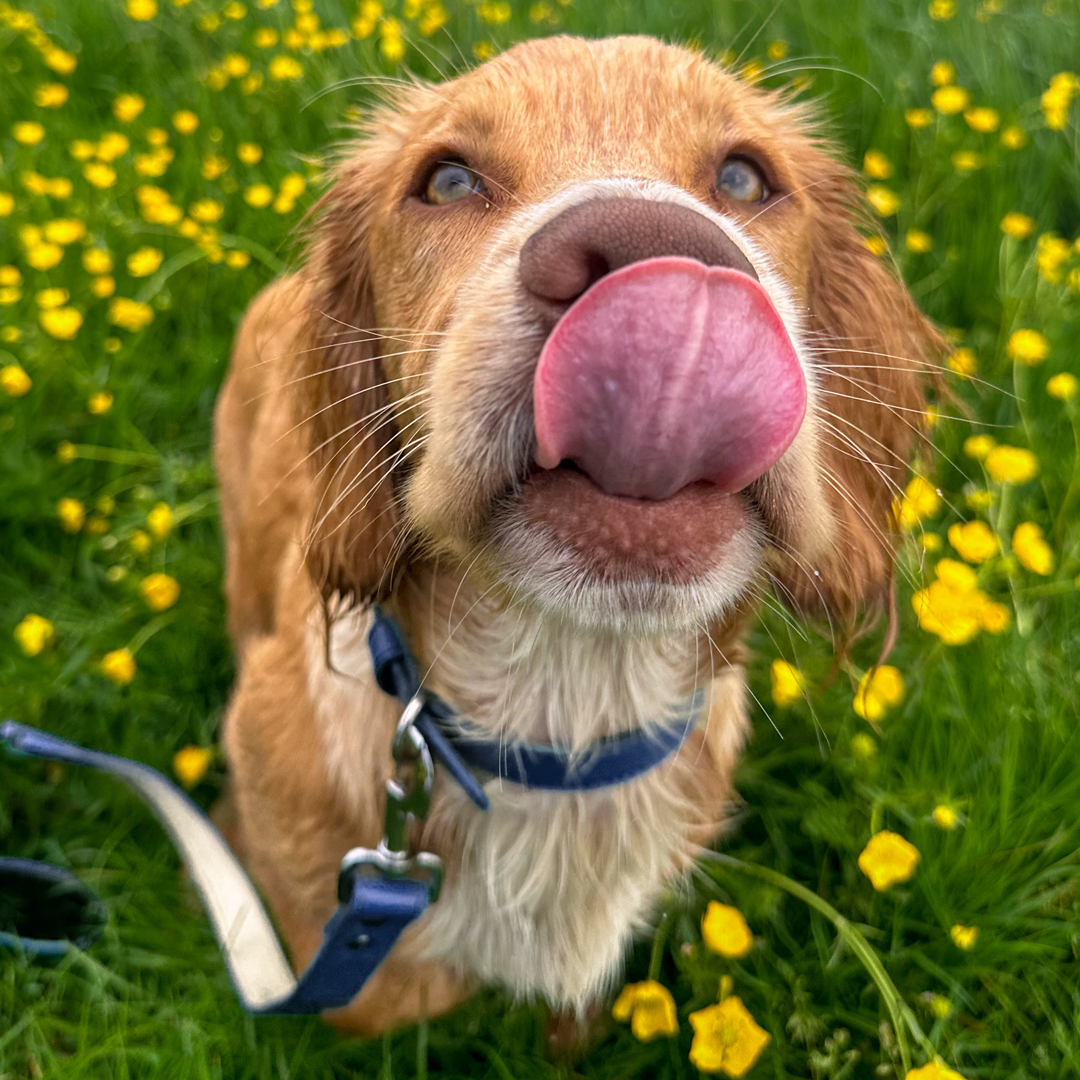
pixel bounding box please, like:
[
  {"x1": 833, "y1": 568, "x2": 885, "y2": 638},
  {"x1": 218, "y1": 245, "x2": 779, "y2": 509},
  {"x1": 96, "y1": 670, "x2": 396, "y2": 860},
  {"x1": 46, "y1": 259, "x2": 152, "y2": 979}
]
[{"x1": 301, "y1": 35, "x2": 940, "y2": 635}]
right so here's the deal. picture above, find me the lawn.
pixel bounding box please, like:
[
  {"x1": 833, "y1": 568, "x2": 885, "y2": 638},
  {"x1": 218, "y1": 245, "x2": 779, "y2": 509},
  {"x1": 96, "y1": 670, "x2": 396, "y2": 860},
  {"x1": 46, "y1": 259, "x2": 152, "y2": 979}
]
[{"x1": 1, "y1": 0, "x2": 1079, "y2": 1076}]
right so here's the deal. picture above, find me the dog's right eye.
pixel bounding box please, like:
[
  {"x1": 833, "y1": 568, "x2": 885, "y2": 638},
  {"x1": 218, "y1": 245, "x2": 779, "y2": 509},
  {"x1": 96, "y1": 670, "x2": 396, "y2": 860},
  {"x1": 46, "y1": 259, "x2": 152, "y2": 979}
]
[{"x1": 423, "y1": 160, "x2": 484, "y2": 205}]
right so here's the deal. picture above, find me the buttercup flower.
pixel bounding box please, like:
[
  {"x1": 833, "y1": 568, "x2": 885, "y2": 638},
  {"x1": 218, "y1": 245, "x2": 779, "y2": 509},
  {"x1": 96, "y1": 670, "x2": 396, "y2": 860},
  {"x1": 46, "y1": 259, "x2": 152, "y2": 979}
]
[
  {"x1": 769, "y1": 659, "x2": 805, "y2": 707},
  {"x1": 950, "y1": 924, "x2": 979, "y2": 950},
  {"x1": 127, "y1": 246, "x2": 164, "y2": 277},
  {"x1": 928, "y1": 0, "x2": 954, "y2": 19},
  {"x1": 57, "y1": 497, "x2": 86, "y2": 533},
  {"x1": 1036, "y1": 234, "x2": 1070, "y2": 282},
  {"x1": 14, "y1": 613, "x2": 55, "y2": 656},
  {"x1": 237, "y1": 141, "x2": 263, "y2": 164},
  {"x1": 947, "y1": 347, "x2": 977, "y2": 376},
  {"x1": 895, "y1": 476, "x2": 941, "y2": 530},
  {"x1": 853, "y1": 665, "x2": 905, "y2": 722},
  {"x1": 225, "y1": 250, "x2": 251, "y2": 269},
  {"x1": 141, "y1": 572, "x2": 181, "y2": 610},
  {"x1": 244, "y1": 183, "x2": 274, "y2": 207},
  {"x1": 930, "y1": 59, "x2": 955, "y2": 86},
  {"x1": 36, "y1": 287, "x2": 69, "y2": 308},
  {"x1": 13, "y1": 120, "x2": 45, "y2": 145},
  {"x1": 147, "y1": 502, "x2": 174, "y2": 539},
  {"x1": 190, "y1": 198, "x2": 224, "y2": 223},
  {"x1": 905, "y1": 108, "x2": 933, "y2": 128},
  {"x1": 88, "y1": 391, "x2": 114, "y2": 415},
  {"x1": 858, "y1": 831, "x2": 921, "y2": 890},
  {"x1": 1000, "y1": 125, "x2": 1027, "y2": 149},
  {"x1": 1, "y1": 365, "x2": 32, "y2": 396},
  {"x1": 27, "y1": 242, "x2": 63, "y2": 270},
  {"x1": 913, "y1": 558, "x2": 1010, "y2": 643},
  {"x1": 932, "y1": 805, "x2": 958, "y2": 830},
  {"x1": 867, "y1": 185, "x2": 901, "y2": 216},
  {"x1": 113, "y1": 93, "x2": 146, "y2": 122},
  {"x1": 40, "y1": 307, "x2": 83, "y2": 340},
  {"x1": 851, "y1": 733, "x2": 877, "y2": 759},
  {"x1": 947, "y1": 520, "x2": 999, "y2": 563},
  {"x1": 96, "y1": 132, "x2": 130, "y2": 161},
  {"x1": 174, "y1": 745, "x2": 213, "y2": 788},
  {"x1": 43, "y1": 218, "x2": 86, "y2": 244},
  {"x1": 1047, "y1": 372, "x2": 1078, "y2": 401},
  {"x1": 1007, "y1": 329, "x2": 1049, "y2": 365},
  {"x1": 863, "y1": 149, "x2": 893, "y2": 179},
  {"x1": 906, "y1": 229, "x2": 933, "y2": 253},
  {"x1": 932, "y1": 85, "x2": 970, "y2": 114},
  {"x1": 172, "y1": 109, "x2": 199, "y2": 134},
  {"x1": 963, "y1": 434, "x2": 995, "y2": 460},
  {"x1": 964, "y1": 106, "x2": 999, "y2": 132},
  {"x1": 951, "y1": 150, "x2": 981, "y2": 172},
  {"x1": 985, "y1": 445, "x2": 1038, "y2": 484},
  {"x1": 688, "y1": 996, "x2": 770, "y2": 1076},
  {"x1": 1012, "y1": 522, "x2": 1054, "y2": 575},
  {"x1": 702, "y1": 902, "x2": 754, "y2": 959},
  {"x1": 34, "y1": 83, "x2": 68, "y2": 108},
  {"x1": 611, "y1": 980, "x2": 679, "y2": 1041},
  {"x1": 109, "y1": 297, "x2": 155, "y2": 332},
  {"x1": 906, "y1": 1061, "x2": 965, "y2": 1080},
  {"x1": 101, "y1": 648, "x2": 137, "y2": 685},
  {"x1": 1000, "y1": 212, "x2": 1036, "y2": 239},
  {"x1": 127, "y1": 0, "x2": 157, "y2": 17},
  {"x1": 93, "y1": 276, "x2": 116, "y2": 298},
  {"x1": 83, "y1": 162, "x2": 117, "y2": 188},
  {"x1": 269, "y1": 55, "x2": 304, "y2": 79}
]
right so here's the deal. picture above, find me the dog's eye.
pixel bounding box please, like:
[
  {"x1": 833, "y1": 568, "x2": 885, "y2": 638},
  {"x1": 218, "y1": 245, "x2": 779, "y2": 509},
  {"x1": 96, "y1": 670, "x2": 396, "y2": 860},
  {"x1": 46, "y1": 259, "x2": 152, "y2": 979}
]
[
  {"x1": 424, "y1": 160, "x2": 484, "y2": 205},
  {"x1": 716, "y1": 156, "x2": 769, "y2": 203}
]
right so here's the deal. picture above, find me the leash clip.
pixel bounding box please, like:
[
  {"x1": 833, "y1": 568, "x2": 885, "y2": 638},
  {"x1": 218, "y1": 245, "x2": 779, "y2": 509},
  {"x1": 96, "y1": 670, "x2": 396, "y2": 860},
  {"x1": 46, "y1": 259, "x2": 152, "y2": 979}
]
[{"x1": 337, "y1": 692, "x2": 444, "y2": 905}]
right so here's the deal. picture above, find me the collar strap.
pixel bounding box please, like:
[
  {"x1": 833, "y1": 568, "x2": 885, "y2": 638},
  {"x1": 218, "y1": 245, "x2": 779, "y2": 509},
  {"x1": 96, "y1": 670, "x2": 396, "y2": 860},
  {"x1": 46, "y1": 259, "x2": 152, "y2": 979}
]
[{"x1": 367, "y1": 607, "x2": 703, "y2": 811}]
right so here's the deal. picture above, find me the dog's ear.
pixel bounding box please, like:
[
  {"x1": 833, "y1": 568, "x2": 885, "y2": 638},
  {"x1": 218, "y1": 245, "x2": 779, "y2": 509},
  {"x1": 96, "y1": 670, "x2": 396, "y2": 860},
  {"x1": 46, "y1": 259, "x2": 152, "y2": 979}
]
[
  {"x1": 775, "y1": 166, "x2": 945, "y2": 625},
  {"x1": 298, "y1": 153, "x2": 402, "y2": 606}
]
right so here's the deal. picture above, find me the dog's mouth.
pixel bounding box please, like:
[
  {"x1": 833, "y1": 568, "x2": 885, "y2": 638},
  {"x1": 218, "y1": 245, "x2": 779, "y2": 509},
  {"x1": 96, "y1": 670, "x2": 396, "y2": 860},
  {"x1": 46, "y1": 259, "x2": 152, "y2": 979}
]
[{"x1": 503, "y1": 256, "x2": 804, "y2": 587}]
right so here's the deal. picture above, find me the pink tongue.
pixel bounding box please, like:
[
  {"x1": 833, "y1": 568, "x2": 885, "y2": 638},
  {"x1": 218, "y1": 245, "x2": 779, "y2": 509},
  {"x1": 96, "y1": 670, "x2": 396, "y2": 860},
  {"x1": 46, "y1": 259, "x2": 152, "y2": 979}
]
[{"x1": 533, "y1": 256, "x2": 806, "y2": 500}]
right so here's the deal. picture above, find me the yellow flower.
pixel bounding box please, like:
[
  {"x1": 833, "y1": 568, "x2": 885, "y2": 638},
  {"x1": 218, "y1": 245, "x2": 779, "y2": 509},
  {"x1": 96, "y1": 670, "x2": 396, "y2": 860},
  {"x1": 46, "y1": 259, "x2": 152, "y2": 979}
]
[
  {"x1": 895, "y1": 476, "x2": 941, "y2": 530},
  {"x1": 1, "y1": 364, "x2": 32, "y2": 397},
  {"x1": 223, "y1": 0, "x2": 247, "y2": 17},
  {"x1": 932, "y1": 86, "x2": 970, "y2": 115},
  {"x1": 146, "y1": 127, "x2": 169, "y2": 147},
  {"x1": 44, "y1": 218, "x2": 86, "y2": 245},
  {"x1": 867, "y1": 185, "x2": 901, "y2": 216},
  {"x1": 688, "y1": 996, "x2": 770, "y2": 1077},
  {"x1": 33, "y1": 83, "x2": 69, "y2": 108},
  {"x1": 1000, "y1": 212, "x2": 1035, "y2": 239},
  {"x1": 1006, "y1": 329, "x2": 1049, "y2": 365},
  {"x1": 57, "y1": 497, "x2": 86, "y2": 533},
  {"x1": 101, "y1": 648, "x2": 137, "y2": 685},
  {"x1": 858, "y1": 831, "x2": 920, "y2": 891},
  {"x1": 223, "y1": 53, "x2": 250, "y2": 78},
  {"x1": 951, "y1": 150, "x2": 981, "y2": 172},
  {"x1": 863, "y1": 235, "x2": 888, "y2": 257},
  {"x1": 985, "y1": 445, "x2": 1038, "y2": 484},
  {"x1": 269, "y1": 55, "x2": 304, "y2": 79},
  {"x1": 0, "y1": 265, "x2": 20, "y2": 286},
  {"x1": 928, "y1": 0, "x2": 955, "y2": 19},
  {"x1": 173, "y1": 109, "x2": 200, "y2": 134},
  {"x1": 253, "y1": 26, "x2": 279, "y2": 46},
  {"x1": 14, "y1": 613, "x2": 55, "y2": 656},
  {"x1": 0, "y1": 192, "x2": 13, "y2": 216},
  {"x1": 947, "y1": 520, "x2": 999, "y2": 564},
  {"x1": 92, "y1": 276, "x2": 116, "y2": 298},
  {"x1": 932, "y1": 804, "x2": 958, "y2": 830},
  {"x1": 611, "y1": 980, "x2": 679, "y2": 1042},
  {"x1": 147, "y1": 502, "x2": 174, "y2": 539},
  {"x1": 82, "y1": 248, "x2": 113, "y2": 274},
  {"x1": 69, "y1": 139, "x2": 95, "y2": 161},
  {"x1": 56, "y1": 441, "x2": 78, "y2": 464},
  {"x1": 43, "y1": 48, "x2": 77, "y2": 75},
  {"x1": 853, "y1": 665, "x2": 905, "y2": 722},
  {"x1": 109, "y1": 297, "x2": 155, "y2": 332},
  {"x1": 912, "y1": 559, "x2": 1010, "y2": 643},
  {"x1": 127, "y1": 246, "x2": 164, "y2": 277},
  {"x1": 1012, "y1": 522, "x2": 1054, "y2": 576},
  {"x1": 201, "y1": 154, "x2": 229, "y2": 180},
  {"x1": 1047, "y1": 372, "x2": 1078, "y2": 401},
  {"x1": 280, "y1": 173, "x2": 306, "y2": 199},
  {"x1": 905, "y1": 108, "x2": 933, "y2": 129},
  {"x1": 930, "y1": 996, "x2": 954, "y2": 1020},
  {"x1": 949, "y1": 924, "x2": 979, "y2": 950},
  {"x1": 906, "y1": 1061, "x2": 966, "y2": 1080},
  {"x1": 225, "y1": 249, "x2": 251, "y2": 269},
  {"x1": 477, "y1": 0, "x2": 511, "y2": 23},
  {"x1": 919, "y1": 532, "x2": 943, "y2": 553},
  {"x1": 1036, "y1": 234, "x2": 1071, "y2": 283},
  {"x1": 0, "y1": 327, "x2": 21, "y2": 343},
  {"x1": 40, "y1": 307, "x2": 83, "y2": 340},
  {"x1": 126, "y1": 0, "x2": 158, "y2": 18},
  {"x1": 701, "y1": 902, "x2": 754, "y2": 958},
  {"x1": 946, "y1": 347, "x2": 977, "y2": 376},
  {"x1": 113, "y1": 93, "x2": 146, "y2": 122},
  {"x1": 862, "y1": 149, "x2": 893, "y2": 179},
  {"x1": 906, "y1": 229, "x2": 933, "y2": 254},
  {"x1": 769, "y1": 659, "x2": 805, "y2": 707},
  {"x1": 130, "y1": 528, "x2": 152, "y2": 554},
  {"x1": 13, "y1": 121, "x2": 46, "y2": 145},
  {"x1": 88, "y1": 391, "x2": 114, "y2": 415},
  {"x1": 27, "y1": 242, "x2": 63, "y2": 271},
  {"x1": 35, "y1": 287, "x2": 69, "y2": 309},
  {"x1": 1000, "y1": 125, "x2": 1027, "y2": 149},
  {"x1": 237, "y1": 142, "x2": 263, "y2": 165},
  {"x1": 930, "y1": 60, "x2": 956, "y2": 86},
  {"x1": 964, "y1": 106, "x2": 999, "y2": 132},
  {"x1": 244, "y1": 182, "x2": 274, "y2": 208},
  {"x1": 190, "y1": 198, "x2": 224, "y2": 223},
  {"x1": 1041, "y1": 72, "x2": 1078, "y2": 130},
  {"x1": 96, "y1": 132, "x2": 130, "y2": 161},
  {"x1": 141, "y1": 572, "x2": 181, "y2": 610},
  {"x1": 963, "y1": 434, "x2": 995, "y2": 460},
  {"x1": 851, "y1": 732, "x2": 877, "y2": 759},
  {"x1": 84, "y1": 162, "x2": 117, "y2": 188},
  {"x1": 173, "y1": 745, "x2": 213, "y2": 787}
]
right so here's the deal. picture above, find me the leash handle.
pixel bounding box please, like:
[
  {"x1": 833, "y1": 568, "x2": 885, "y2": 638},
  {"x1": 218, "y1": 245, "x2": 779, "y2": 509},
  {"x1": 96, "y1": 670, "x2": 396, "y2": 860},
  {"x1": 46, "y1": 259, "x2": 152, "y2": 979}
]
[{"x1": 0, "y1": 719, "x2": 429, "y2": 1014}]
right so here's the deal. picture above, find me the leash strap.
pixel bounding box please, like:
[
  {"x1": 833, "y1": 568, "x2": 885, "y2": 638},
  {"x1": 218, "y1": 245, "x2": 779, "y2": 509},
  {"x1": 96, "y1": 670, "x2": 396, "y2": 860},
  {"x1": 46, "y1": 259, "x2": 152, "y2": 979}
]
[
  {"x1": 368, "y1": 606, "x2": 703, "y2": 797},
  {"x1": 0, "y1": 719, "x2": 428, "y2": 1013}
]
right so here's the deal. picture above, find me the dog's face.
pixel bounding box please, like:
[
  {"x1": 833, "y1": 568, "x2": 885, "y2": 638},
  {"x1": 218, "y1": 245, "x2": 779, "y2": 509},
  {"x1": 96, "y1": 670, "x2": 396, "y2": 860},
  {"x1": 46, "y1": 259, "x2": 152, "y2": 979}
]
[{"x1": 303, "y1": 36, "x2": 939, "y2": 634}]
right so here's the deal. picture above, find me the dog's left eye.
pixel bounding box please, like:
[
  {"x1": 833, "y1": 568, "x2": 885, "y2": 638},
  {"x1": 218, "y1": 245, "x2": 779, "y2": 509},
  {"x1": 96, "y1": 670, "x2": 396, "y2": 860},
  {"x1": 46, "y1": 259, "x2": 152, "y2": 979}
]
[
  {"x1": 716, "y1": 156, "x2": 769, "y2": 203},
  {"x1": 423, "y1": 160, "x2": 484, "y2": 205}
]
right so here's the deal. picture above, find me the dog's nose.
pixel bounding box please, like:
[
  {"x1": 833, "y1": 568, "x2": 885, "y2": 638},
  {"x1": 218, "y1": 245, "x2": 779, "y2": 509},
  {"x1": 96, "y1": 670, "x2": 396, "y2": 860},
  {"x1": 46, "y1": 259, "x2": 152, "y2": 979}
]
[{"x1": 518, "y1": 198, "x2": 758, "y2": 328}]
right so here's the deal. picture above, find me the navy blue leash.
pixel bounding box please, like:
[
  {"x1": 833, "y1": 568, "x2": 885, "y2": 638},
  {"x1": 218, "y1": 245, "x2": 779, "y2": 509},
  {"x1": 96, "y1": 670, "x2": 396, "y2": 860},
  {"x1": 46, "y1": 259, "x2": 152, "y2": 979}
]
[{"x1": 0, "y1": 606, "x2": 702, "y2": 1013}]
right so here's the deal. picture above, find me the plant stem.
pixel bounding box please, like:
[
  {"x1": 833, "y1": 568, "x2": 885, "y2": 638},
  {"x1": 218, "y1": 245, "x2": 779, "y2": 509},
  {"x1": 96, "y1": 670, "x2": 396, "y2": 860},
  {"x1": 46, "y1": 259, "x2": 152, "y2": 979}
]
[{"x1": 649, "y1": 910, "x2": 670, "y2": 982}]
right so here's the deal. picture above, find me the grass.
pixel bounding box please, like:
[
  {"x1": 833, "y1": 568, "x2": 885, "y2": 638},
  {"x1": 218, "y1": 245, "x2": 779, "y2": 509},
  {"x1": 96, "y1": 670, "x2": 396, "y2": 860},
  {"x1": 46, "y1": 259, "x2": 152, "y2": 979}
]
[{"x1": 1, "y1": 0, "x2": 1079, "y2": 1076}]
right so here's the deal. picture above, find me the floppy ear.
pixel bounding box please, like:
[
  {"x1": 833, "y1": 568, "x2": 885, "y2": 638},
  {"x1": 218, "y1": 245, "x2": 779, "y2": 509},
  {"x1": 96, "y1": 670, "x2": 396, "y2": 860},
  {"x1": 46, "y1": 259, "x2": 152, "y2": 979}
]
[
  {"x1": 775, "y1": 168, "x2": 945, "y2": 624},
  {"x1": 298, "y1": 153, "x2": 402, "y2": 606}
]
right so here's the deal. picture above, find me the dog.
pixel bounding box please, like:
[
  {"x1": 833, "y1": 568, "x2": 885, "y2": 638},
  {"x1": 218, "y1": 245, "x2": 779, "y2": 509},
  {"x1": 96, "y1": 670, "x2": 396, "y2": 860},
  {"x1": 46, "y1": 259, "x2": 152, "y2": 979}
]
[{"x1": 213, "y1": 34, "x2": 940, "y2": 1036}]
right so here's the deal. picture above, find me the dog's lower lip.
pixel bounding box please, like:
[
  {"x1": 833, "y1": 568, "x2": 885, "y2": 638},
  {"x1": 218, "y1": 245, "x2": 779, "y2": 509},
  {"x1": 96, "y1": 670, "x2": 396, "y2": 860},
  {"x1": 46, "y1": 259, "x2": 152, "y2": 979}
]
[{"x1": 516, "y1": 466, "x2": 750, "y2": 582}]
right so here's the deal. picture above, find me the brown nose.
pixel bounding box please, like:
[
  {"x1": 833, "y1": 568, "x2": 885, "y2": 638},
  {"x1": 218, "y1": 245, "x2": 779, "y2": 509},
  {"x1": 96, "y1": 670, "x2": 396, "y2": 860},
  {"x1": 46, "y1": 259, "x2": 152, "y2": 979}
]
[{"x1": 518, "y1": 198, "x2": 758, "y2": 328}]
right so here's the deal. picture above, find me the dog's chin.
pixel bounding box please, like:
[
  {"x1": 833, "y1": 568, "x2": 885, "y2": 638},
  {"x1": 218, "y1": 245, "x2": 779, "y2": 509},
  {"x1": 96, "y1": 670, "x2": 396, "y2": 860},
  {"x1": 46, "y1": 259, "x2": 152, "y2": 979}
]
[{"x1": 488, "y1": 466, "x2": 766, "y2": 633}]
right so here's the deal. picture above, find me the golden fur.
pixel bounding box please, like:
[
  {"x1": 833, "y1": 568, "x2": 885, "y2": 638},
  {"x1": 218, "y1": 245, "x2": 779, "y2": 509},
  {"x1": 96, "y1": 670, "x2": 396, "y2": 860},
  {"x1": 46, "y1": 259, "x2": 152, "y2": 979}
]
[{"x1": 213, "y1": 35, "x2": 940, "y2": 1036}]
